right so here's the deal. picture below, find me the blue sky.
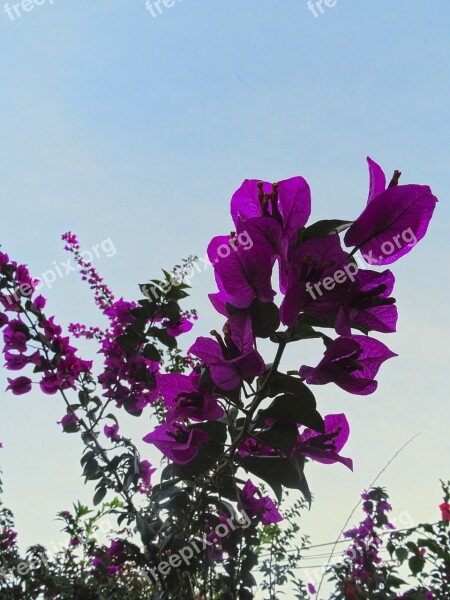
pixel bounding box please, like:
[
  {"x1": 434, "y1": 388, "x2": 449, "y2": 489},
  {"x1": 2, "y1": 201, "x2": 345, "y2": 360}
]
[{"x1": 1, "y1": 1, "x2": 449, "y2": 595}]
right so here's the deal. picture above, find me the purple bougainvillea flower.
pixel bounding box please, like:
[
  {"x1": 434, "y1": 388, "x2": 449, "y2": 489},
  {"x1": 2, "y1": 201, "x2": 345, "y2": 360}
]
[
  {"x1": 39, "y1": 372, "x2": 60, "y2": 395},
  {"x1": 91, "y1": 557, "x2": 103, "y2": 568},
  {"x1": 0, "y1": 251, "x2": 10, "y2": 267},
  {"x1": 165, "y1": 316, "x2": 193, "y2": 337},
  {"x1": 280, "y1": 234, "x2": 349, "y2": 326},
  {"x1": 344, "y1": 157, "x2": 437, "y2": 265},
  {"x1": 230, "y1": 178, "x2": 311, "y2": 292},
  {"x1": 143, "y1": 422, "x2": 209, "y2": 465},
  {"x1": 367, "y1": 156, "x2": 387, "y2": 203},
  {"x1": 335, "y1": 269, "x2": 398, "y2": 335},
  {"x1": 299, "y1": 335, "x2": 396, "y2": 395},
  {"x1": 440, "y1": 502, "x2": 450, "y2": 522},
  {"x1": 58, "y1": 412, "x2": 79, "y2": 431},
  {"x1": 4, "y1": 350, "x2": 40, "y2": 371},
  {"x1": 189, "y1": 312, "x2": 265, "y2": 390},
  {"x1": 157, "y1": 371, "x2": 224, "y2": 422},
  {"x1": 295, "y1": 413, "x2": 353, "y2": 470},
  {"x1": 104, "y1": 423, "x2": 121, "y2": 442},
  {"x1": 307, "y1": 583, "x2": 317, "y2": 595},
  {"x1": 2, "y1": 320, "x2": 30, "y2": 353},
  {"x1": 207, "y1": 229, "x2": 276, "y2": 310},
  {"x1": 104, "y1": 298, "x2": 135, "y2": 327},
  {"x1": 237, "y1": 437, "x2": 278, "y2": 458},
  {"x1": 239, "y1": 479, "x2": 283, "y2": 525},
  {"x1": 230, "y1": 177, "x2": 311, "y2": 248},
  {"x1": 208, "y1": 290, "x2": 229, "y2": 317},
  {"x1": 6, "y1": 376, "x2": 32, "y2": 395},
  {"x1": 32, "y1": 295, "x2": 46, "y2": 311},
  {"x1": 139, "y1": 459, "x2": 156, "y2": 488}
]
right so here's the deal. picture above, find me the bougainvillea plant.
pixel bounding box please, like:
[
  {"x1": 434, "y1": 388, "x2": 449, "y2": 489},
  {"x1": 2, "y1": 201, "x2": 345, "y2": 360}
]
[
  {"x1": 0, "y1": 157, "x2": 441, "y2": 599},
  {"x1": 322, "y1": 481, "x2": 450, "y2": 600}
]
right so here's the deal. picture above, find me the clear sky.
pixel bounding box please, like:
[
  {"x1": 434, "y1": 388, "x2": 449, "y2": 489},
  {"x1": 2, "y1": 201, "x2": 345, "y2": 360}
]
[{"x1": 1, "y1": 1, "x2": 449, "y2": 596}]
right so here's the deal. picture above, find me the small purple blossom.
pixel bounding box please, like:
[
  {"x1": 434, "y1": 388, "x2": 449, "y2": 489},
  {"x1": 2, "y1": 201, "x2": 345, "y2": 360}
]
[
  {"x1": 104, "y1": 423, "x2": 121, "y2": 442},
  {"x1": 239, "y1": 480, "x2": 282, "y2": 525},
  {"x1": 139, "y1": 459, "x2": 156, "y2": 489},
  {"x1": 157, "y1": 371, "x2": 224, "y2": 422},
  {"x1": 208, "y1": 231, "x2": 276, "y2": 310},
  {"x1": 344, "y1": 157, "x2": 437, "y2": 265},
  {"x1": 280, "y1": 234, "x2": 349, "y2": 326},
  {"x1": 189, "y1": 312, "x2": 265, "y2": 390},
  {"x1": 58, "y1": 412, "x2": 79, "y2": 432},
  {"x1": 335, "y1": 268, "x2": 398, "y2": 335},
  {"x1": 6, "y1": 375, "x2": 32, "y2": 395},
  {"x1": 230, "y1": 177, "x2": 311, "y2": 249},
  {"x1": 295, "y1": 413, "x2": 353, "y2": 470},
  {"x1": 299, "y1": 335, "x2": 396, "y2": 395},
  {"x1": 143, "y1": 422, "x2": 209, "y2": 465}
]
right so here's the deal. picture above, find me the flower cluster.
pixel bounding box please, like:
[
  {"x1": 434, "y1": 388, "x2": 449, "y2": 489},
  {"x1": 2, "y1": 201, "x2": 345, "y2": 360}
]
[
  {"x1": 0, "y1": 253, "x2": 92, "y2": 398},
  {"x1": 0, "y1": 157, "x2": 439, "y2": 600},
  {"x1": 143, "y1": 157, "x2": 437, "y2": 529},
  {"x1": 342, "y1": 488, "x2": 395, "y2": 585},
  {"x1": 324, "y1": 483, "x2": 450, "y2": 600}
]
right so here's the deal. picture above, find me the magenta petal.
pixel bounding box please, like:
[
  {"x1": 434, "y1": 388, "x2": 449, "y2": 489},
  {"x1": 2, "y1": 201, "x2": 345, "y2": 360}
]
[
  {"x1": 208, "y1": 292, "x2": 229, "y2": 317},
  {"x1": 230, "y1": 179, "x2": 270, "y2": 227},
  {"x1": 6, "y1": 376, "x2": 32, "y2": 395},
  {"x1": 345, "y1": 184, "x2": 437, "y2": 265},
  {"x1": 158, "y1": 372, "x2": 224, "y2": 422},
  {"x1": 189, "y1": 317, "x2": 265, "y2": 391},
  {"x1": 210, "y1": 363, "x2": 242, "y2": 390},
  {"x1": 227, "y1": 312, "x2": 254, "y2": 354},
  {"x1": 367, "y1": 156, "x2": 386, "y2": 203},
  {"x1": 231, "y1": 351, "x2": 266, "y2": 381},
  {"x1": 277, "y1": 176, "x2": 311, "y2": 244},
  {"x1": 335, "y1": 269, "x2": 398, "y2": 335},
  {"x1": 189, "y1": 337, "x2": 223, "y2": 365},
  {"x1": 157, "y1": 372, "x2": 196, "y2": 406},
  {"x1": 299, "y1": 335, "x2": 396, "y2": 395},
  {"x1": 297, "y1": 414, "x2": 353, "y2": 470},
  {"x1": 323, "y1": 413, "x2": 350, "y2": 451},
  {"x1": 208, "y1": 235, "x2": 275, "y2": 309},
  {"x1": 280, "y1": 234, "x2": 349, "y2": 326},
  {"x1": 143, "y1": 423, "x2": 209, "y2": 465}
]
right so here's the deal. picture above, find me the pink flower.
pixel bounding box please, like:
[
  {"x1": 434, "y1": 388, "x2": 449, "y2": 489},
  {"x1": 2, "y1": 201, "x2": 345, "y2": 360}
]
[
  {"x1": 40, "y1": 372, "x2": 60, "y2": 394},
  {"x1": 439, "y1": 502, "x2": 450, "y2": 521},
  {"x1": 6, "y1": 376, "x2": 32, "y2": 395},
  {"x1": 104, "y1": 423, "x2": 121, "y2": 442},
  {"x1": 58, "y1": 413, "x2": 79, "y2": 432},
  {"x1": 139, "y1": 459, "x2": 156, "y2": 489}
]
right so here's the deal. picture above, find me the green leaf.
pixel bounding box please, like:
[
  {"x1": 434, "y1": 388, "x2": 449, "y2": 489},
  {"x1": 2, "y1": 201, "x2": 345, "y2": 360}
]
[
  {"x1": 268, "y1": 373, "x2": 316, "y2": 401},
  {"x1": 173, "y1": 421, "x2": 227, "y2": 477},
  {"x1": 289, "y1": 322, "x2": 332, "y2": 344},
  {"x1": 250, "y1": 301, "x2": 280, "y2": 338},
  {"x1": 239, "y1": 456, "x2": 308, "y2": 503},
  {"x1": 409, "y1": 555, "x2": 425, "y2": 575},
  {"x1": 297, "y1": 313, "x2": 370, "y2": 335},
  {"x1": 83, "y1": 457, "x2": 99, "y2": 480},
  {"x1": 395, "y1": 547, "x2": 409, "y2": 563},
  {"x1": 131, "y1": 300, "x2": 157, "y2": 319},
  {"x1": 166, "y1": 286, "x2": 189, "y2": 300},
  {"x1": 93, "y1": 486, "x2": 107, "y2": 506},
  {"x1": 147, "y1": 327, "x2": 177, "y2": 350},
  {"x1": 259, "y1": 393, "x2": 324, "y2": 432},
  {"x1": 159, "y1": 301, "x2": 182, "y2": 321},
  {"x1": 136, "y1": 514, "x2": 157, "y2": 546},
  {"x1": 116, "y1": 333, "x2": 141, "y2": 354},
  {"x1": 300, "y1": 219, "x2": 353, "y2": 242},
  {"x1": 143, "y1": 344, "x2": 161, "y2": 362},
  {"x1": 254, "y1": 422, "x2": 299, "y2": 454}
]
